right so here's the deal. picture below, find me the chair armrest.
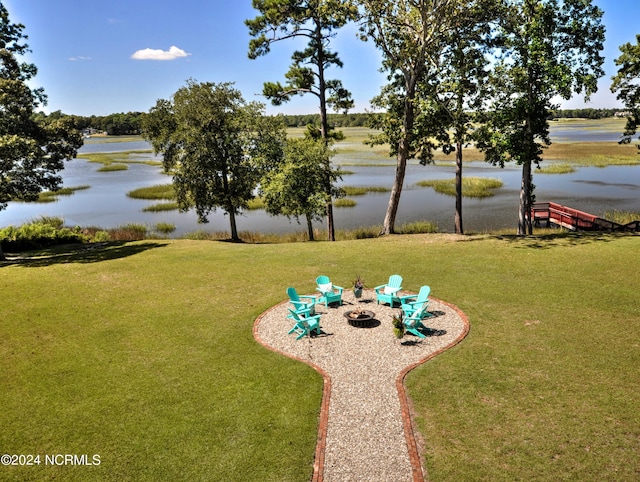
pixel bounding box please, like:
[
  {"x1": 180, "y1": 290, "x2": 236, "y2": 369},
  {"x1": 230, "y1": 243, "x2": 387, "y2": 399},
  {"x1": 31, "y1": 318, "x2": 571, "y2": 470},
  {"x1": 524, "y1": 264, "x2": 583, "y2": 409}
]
[
  {"x1": 333, "y1": 285, "x2": 344, "y2": 293},
  {"x1": 374, "y1": 284, "x2": 385, "y2": 293},
  {"x1": 399, "y1": 294, "x2": 417, "y2": 303}
]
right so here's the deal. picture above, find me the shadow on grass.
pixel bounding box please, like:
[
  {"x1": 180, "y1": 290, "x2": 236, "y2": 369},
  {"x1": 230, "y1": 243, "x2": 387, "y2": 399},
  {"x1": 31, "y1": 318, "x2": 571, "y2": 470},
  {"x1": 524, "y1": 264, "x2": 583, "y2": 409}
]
[
  {"x1": 460, "y1": 231, "x2": 636, "y2": 249},
  {"x1": 1, "y1": 241, "x2": 168, "y2": 268}
]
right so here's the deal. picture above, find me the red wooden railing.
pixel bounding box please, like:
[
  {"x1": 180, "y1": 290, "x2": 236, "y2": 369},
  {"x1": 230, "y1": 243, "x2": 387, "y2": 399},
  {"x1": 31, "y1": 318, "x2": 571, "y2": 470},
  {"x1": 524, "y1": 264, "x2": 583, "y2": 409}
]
[{"x1": 531, "y1": 202, "x2": 640, "y2": 232}]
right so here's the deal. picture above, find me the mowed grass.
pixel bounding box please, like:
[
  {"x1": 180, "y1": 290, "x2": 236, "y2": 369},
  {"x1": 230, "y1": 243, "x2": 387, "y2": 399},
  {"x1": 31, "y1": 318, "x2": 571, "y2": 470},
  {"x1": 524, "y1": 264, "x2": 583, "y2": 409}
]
[{"x1": 1, "y1": 233, "x2": 639, "y2": 480}]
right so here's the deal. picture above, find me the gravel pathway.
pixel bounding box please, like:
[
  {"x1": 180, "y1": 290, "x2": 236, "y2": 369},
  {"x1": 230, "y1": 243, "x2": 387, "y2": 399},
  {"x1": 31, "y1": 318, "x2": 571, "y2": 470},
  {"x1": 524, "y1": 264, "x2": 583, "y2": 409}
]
[{"x1": 254, "y1": 289, "x2": 469, "y2": 482}]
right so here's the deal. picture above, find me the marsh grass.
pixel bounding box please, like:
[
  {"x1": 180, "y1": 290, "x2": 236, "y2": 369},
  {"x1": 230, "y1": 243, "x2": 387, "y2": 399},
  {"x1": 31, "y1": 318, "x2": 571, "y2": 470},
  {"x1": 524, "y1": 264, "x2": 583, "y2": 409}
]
[
  {"x1": 98, "y1": 163, "x2": 129, "y2": 172},
  {"x1": 81, "y1": 150, "x2": 160, "y2": 170},
  {"x1": 397, "y1": 220, "x2": 438, "y2": 234},
  {"x1": 154, "y1": 222, "x2": 176, "y2": 234},
  {"x1": 417, "y1": 177, "x2": 503, "y2": 198},
  {"x1": 330, "y1": 126, "x2": 640, "y2": 166},
  {"x1": 602, "y1": 210, "x2": 640, "y2": 224},
  {"x1": 342, "y1": 186, "x2": 390, "y2": 196},
  {"x1": 35, "y1": 185, "x2": 90, "y2": 202},
  {"x1": 536, "y1": 163, "x2": 575, "y2": 174},
  {"x1": 334, "y1": 198, "x2": 357, "y2": 207},
  {"x1": 127, "y1": 184, "x2": 175, "y2": 200},
  {"x1": 540, "y1": 142, "x2": 639, "y2": 165},
  {"x1": 142, "y1": 202, "x2": 180, "y2": 212}
]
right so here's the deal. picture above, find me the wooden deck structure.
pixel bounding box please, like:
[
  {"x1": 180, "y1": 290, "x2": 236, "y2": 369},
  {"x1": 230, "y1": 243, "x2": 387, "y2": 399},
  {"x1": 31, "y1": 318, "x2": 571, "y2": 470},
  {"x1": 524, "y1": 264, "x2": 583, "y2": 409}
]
[{"x1": 531, "y1": 202, "x2": 640, "y2": 232}]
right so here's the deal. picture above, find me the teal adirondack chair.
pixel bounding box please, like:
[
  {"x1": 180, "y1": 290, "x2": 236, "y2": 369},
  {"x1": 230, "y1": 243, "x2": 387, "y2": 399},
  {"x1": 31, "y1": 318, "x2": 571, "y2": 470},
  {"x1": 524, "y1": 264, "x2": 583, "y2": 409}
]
[
  {"x1": 287, "y1": 309, "x2": 322, "y2": 340},
  {"x1": 287, "y1": 287, "x2": 317, "y2": 317},
  {"x1": 315, "y1": 275, "x2": 344, "y2": 307},
  {"x1": 400, "y1": 286, "x2": 431, "y2": 319},
  {"x1": 403, "y1": 308, "x2": 429, "y2": 338},
  {"x1": 374, "y1": 274, "x2": 403, "y2": 307}
]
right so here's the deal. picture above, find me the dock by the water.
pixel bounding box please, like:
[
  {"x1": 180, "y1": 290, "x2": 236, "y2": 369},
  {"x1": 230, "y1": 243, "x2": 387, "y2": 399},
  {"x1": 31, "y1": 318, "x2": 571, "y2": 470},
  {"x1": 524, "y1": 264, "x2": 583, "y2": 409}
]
[{"x1": 531, "y1": 202, "x2": 640, "y2": 232}]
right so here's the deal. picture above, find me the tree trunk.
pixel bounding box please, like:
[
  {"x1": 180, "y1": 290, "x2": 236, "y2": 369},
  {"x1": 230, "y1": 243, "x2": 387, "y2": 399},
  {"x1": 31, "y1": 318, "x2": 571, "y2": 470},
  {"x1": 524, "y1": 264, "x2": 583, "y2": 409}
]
[
  {"x1": 382, "y1": 78, "x2": 416, "y2": 235},
  {"x1": 315, "y1": 20, "x2": 336, "y2": 242},
  {"x1": 455, "y1": 141, "x2": 464, "y2": 234},
  {"x1": 229, "y1": 210, "x2": 239, "y2": 241},
  {"x1": 306, "y1": 214, "x2": 315, "y2": 241},
  {"x1": 518, "y1": 160, "x2": 532, "y2": 236},
  {"x1": 382, "y1": 148, "x2": 408, "y2": 235}
]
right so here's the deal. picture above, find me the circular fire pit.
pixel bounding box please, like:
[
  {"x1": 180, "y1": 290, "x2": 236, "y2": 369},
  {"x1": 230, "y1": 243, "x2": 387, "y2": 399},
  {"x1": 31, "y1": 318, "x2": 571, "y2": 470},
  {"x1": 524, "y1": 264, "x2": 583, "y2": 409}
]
[{"x1": 344, "y1": 309, "x2": 376, "y2": 328}]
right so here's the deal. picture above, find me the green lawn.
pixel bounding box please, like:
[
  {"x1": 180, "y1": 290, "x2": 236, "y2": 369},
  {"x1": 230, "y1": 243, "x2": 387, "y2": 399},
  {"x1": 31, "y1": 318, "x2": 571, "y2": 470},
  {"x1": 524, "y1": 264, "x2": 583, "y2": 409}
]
[{"x1": 1, "y1": 233, "x2": 639, "y2": 481}]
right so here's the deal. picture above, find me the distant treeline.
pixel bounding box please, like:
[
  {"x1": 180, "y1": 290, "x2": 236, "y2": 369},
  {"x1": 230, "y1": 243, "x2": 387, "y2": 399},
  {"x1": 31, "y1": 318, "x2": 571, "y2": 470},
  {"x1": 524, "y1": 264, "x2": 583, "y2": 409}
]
[
  {"x1": 280, "y1": 113, "x2": 375, "y2": 127},
  {"x1": 40, "y1": 110, "x2": 146, "y2": 136},
  {"x1": 38, "y1": 108, "x2": 627, "y2": 137},
  {"x1": 550, "y1": 108, "x2": 625, "y2": 119}
]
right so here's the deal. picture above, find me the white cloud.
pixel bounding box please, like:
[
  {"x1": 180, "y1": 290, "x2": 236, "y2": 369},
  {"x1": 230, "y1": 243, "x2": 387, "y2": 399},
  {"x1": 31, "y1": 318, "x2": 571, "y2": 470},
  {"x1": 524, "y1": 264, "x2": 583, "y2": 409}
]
[
  {"x1": 69, "y1": 56, "x2": 92, "y2": 61},
  {"x1": 131, "y1": 46, "x2": 191, "y2": 61}
]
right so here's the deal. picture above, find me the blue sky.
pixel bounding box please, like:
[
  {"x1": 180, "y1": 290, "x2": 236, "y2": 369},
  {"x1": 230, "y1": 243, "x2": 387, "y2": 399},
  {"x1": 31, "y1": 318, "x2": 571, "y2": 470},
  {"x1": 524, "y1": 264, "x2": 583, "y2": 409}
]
[{"x1": 3, "y1": 0, "x2": 639, "y2": 117}]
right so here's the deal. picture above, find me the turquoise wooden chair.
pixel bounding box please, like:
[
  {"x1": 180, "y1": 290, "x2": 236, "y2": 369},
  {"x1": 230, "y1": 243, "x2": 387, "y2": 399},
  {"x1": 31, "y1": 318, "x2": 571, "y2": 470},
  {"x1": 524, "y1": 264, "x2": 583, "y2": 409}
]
[
  {"x1": 400, "y1": 285, "x2": 431, "y2": 319},
  {"x1": 403, "y1": 308, "x2": 429, "y2": 338},
  {"x1": 374, "y1": 274, "x2": 403, "y2": 307},
  {"x1": 315, "y1": 275, "x2": 344, "y2": 307},
  {"x1": 287, "y1": 287, "x2": 317, "y2": 317},
  {"x1": 287, "y1": 309, "x2": 322, "y2": 340}
]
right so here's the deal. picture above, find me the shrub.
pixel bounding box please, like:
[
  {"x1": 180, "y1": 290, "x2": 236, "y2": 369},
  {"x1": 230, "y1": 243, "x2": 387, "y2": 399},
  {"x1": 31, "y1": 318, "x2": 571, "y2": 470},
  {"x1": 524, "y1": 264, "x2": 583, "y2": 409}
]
[{"x1": 0, "y1": 218, "x2": 88, "y2": 251}]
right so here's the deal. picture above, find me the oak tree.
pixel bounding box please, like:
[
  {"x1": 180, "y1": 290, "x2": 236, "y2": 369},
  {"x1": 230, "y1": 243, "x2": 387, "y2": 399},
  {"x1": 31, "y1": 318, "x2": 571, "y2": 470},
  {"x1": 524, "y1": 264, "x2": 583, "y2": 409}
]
[
  {"x1": 260, "y1": 137, "x2": 344, "y2": 241},
  {"x1": 0, "y1": 4, "x2": 83, "y2": 259},
  {"x1": 142, "y1": 81, "x2": 286, "y2": 242},
  {"x1": 476, "y1": 0, "x2": 605, "y2": 235},
  {"x1": 611, "y1": 34, "x2": 640, "y2": 151}
]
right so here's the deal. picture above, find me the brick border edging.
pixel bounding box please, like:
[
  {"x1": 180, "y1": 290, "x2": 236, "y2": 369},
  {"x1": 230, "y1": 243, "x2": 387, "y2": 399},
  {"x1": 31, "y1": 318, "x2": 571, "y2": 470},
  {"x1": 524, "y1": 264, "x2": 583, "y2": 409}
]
[
  {"x1": 253, "y1": 297, "x2": 470, "y2": 482},
  {"x1": 395, "y1": 297, "x2": 471, "y2": 482},
  {"x1": 253, "y1": 300, "x2": 330, "y2": 482}
]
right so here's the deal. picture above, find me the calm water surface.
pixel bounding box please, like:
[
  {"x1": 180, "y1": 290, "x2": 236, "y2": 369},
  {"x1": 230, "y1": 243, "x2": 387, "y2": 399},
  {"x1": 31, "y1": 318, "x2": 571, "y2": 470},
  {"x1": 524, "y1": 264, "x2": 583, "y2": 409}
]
[{"x1": 1, "y1": 135, "x2": 639, "y2": 235}]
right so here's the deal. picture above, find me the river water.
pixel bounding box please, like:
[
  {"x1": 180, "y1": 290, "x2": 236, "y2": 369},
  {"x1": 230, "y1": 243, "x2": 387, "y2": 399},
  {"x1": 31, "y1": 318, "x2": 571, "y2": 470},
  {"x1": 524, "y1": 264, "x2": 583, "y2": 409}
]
[{"x1": 1, "y1": 135, "x2": 639, "y2": 235}]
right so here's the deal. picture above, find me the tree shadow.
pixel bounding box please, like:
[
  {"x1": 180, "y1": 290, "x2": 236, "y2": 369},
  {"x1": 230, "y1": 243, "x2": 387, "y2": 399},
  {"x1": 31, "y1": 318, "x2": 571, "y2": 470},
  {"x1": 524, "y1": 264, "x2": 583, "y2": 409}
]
[
  {"x1": 1, "y1": 241, "x2": 168, "y2": 268},
  {"x1": 457, "y1": 231, "x2": 636, "y2": 250}
]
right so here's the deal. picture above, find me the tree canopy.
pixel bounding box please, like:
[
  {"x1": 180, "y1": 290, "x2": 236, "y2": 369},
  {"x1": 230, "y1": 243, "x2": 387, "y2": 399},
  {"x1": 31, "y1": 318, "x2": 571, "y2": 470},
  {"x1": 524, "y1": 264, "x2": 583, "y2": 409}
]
[
  {"x1": 475, "y1": 0, "x2": 605, "y2": 235},
  {"x1": 0, "y1": 4, "x2": 83, "y2": 258},
  {"x1": 142, "y1": 80, "x2": 286, "y2": 242},
  {"x1": 247, "y1": 0, "x2": 357, "y2": 240},
  {"x1": 358, "y1": 0, "x2": 464, "y2": 234},
  {"x1": 260, "y1": 137, "x2": 344, "y2": 241},
  {"x1": 611, "y1": 33, "x2": 640, "y2": 150}
]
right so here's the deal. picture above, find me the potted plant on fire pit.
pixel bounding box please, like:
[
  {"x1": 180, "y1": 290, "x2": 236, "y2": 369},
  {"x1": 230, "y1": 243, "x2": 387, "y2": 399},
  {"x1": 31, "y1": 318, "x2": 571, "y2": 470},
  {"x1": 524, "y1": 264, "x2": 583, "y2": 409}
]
[{"x1": 352, "y1": 274, "x2": 365, "y2": 299}]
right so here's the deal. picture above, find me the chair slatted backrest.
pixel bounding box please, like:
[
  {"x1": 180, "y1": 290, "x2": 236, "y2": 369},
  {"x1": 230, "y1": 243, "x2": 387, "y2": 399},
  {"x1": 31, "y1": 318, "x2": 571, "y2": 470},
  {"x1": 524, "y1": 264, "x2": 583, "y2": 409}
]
[
  {"x1": 287, "y1": 287, "x2": 300, "y2": 302},
  {"x1": 388, "y1": 274, "x2": 402, "y2": 288},
  {"x1": 416, "y1": 285, "x2": 430, "y2": 303}
]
